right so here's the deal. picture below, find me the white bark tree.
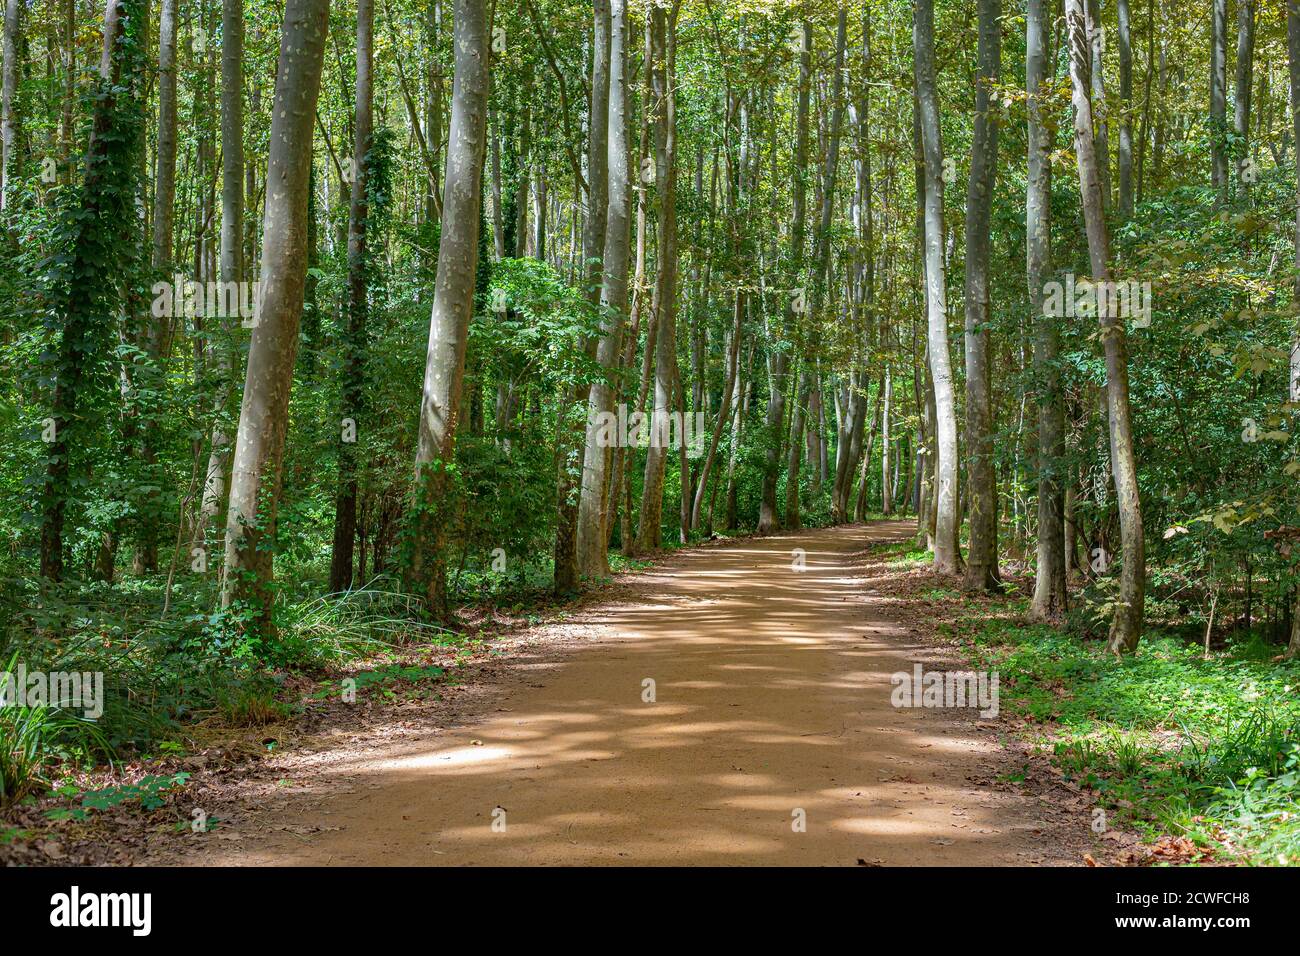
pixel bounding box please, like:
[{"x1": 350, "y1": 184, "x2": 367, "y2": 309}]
[
  {"x1": 404, "y1": 0, "x2": 490, "y2": 617},
  {"x1": 220, "y1": 0, "x2": 332, "y2": 630},
  {"x1": 913, "y1": 0, "x2": 961, "y2": 573}
]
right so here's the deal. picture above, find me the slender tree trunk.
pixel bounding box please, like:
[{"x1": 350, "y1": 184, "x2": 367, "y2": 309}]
[
  {"x1": 1067, "y1": 0, "x2": 1146, "y2": 653},
  {"x1": 1030, "y1": 0, "x2": 1067, "y2": 621},
  {"x1": 634, "y1": 1, "x2": 679, "y2": 552},
  {"x1": 1136, "y1": 0, "x2": 1154, "y2": 202},
  {"x1": 533, "y1": 167, "x2": 547, "y2": 260},
  {"x1": 691, "y1": 293, "x2": 741, "y2": 529},
  {"x1": 328, "y1": 0, "x2": 372, "y2": 593},
  {"x1": 490, "y1": 110, "x2": 505, "y2": 259},
  {"x1": 835, "y1": 6, "x2": 875, "y2": 525},
  {"x1": 880, "y1": 367, "x2": 892, "y2": 514},
  {"x1": 787, "y1": 9, "x2": 847, "y2": 531},
  {"x1": 1211, "y1": 0, "x2": 1228, "y2": 197},
  {"x1": 1153, "y1": 37, "x2": 1168, "y2": 183},
  {"x1": 1234, "y1": 0, "x2": 1255, "y2": 152},
  {"x1": 1290, "y1": 0, "x2": 1300, "y2": 653},
  {"x1": 403, "y1": 0, "x2": 489, "y2": 618},
  {"x1": 914, "y1": 0, "x2": 961, "y2": 573},
  {"x1": 576, "y1": 0, "x2": 628, "y2": 577},
  {"x1": 557, "y1": 0, "x2": 612, "y2": 587},
  {"x1": 60, "y1": 0, "x2": 74, "y2": 161},
  {"x1": 1087, "y1": 0, "x2": 1111, "y2": 211},
  {"x1": 195, "y1": 0, "x2": 246, "y2": 557},
  {"x1": 40, "y1": 0, "x2": 141, "y2": 581},
  {"x1": 0, "y1": 0, "x2": 21, "y2": 211},
  {"x1": 1117, "y1": 0, "x2": 1134, "y2": 217},
  {"x1": 759, "y1": 20, "x2": 810, "y2": 534},
  {"x1": 130, "y1": 0, "x2": 179, "y2": 573},
  {"x1": 963, "y1": 0, "x2": 1001, "y2": 591},
  {"x1": 152, "y1": 0, "x2": 177, "y2": 277},
  {"x1": 220, "y1": 0, "x2": 331, "y2": 629},
  {"x1": 1290, "y1": 1, "x2": 1300, "y2": 410},
  {"x1": 426, "y1": 1, "x2": 443, "y2": 221},
  {"x1": 514, "y1": 85, "x2": 531, "y2": 257}
]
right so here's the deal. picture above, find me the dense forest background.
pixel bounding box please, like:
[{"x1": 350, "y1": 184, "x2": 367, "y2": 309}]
[{"x1": 3, "y1": 0, "x2": 1300, "y2": 862}]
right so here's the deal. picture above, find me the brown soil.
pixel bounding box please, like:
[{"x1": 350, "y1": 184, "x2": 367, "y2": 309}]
[{"x1": 140, "y1": 520, "x2": 1101, "y2": 866}]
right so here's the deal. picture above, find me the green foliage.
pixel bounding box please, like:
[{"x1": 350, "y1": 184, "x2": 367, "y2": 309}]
[
  {"x1": 308, "y1": 663, "x2": 446, "y2": 703},
  {"x1": 44, "y1": 771, "x2": 190, "y2": 822},
  {"x1": 955, "y1": 615, "x2": 1300, "y2": 860}
]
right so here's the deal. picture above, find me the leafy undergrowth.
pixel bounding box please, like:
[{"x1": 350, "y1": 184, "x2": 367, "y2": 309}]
[
  {"x1": 943, "y1": 607, "x2": 1300, "y2": 865},
  {"x1": 0, "y1": 636, "x2": 484, "y2": 864},
  {"x1": 1, "y1": 523, "x2": 783, "y2": 863},
  {"x1": 0, "y1": 577, "x2": 489, "y2": 863}
]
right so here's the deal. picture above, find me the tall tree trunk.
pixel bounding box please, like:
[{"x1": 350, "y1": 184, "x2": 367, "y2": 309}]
[
  {"x1": 759, "y1": 20, "x2": 810, "y2": 534},
  {"x1": 426, "y1": 1, "x2": 443, "y2": 221},
  {"x1": 328, "y1": 0, "x2": 372, "y2": 593},
  {"x1": 1136, "y1": 0, "x2": 1154, "y2": 202},
  {"x1": 1234, "y1": 0, "x2": 1255, "y2": 151},
  {"x1": 403, "y1": 0, "x2": 489, "y2": 618},
  {"x1": 834, "y1": 6, "x2": 875, "y2": 525},
  {"x1": 557, "y1": 0, "x2": 612, "y2": 588},
  {"x1": 576, "y1": 0, "x2": 628, "y2": 577},
  {"x1": 131, "y1": 0, "x2": 179, "y2": 573},
  {"x1": 963, "y1": 0, "x2": 1001, "y2": 591},
  {"x1": 220, "y1": 0, "x2": 331, "y2": 628},
  {"x1": 1067, "y1": 0, "x2": 1146, "y2": 653},
  {"x1": 880, "y1": 367, "x2": 892, "y2": 515},
  {"x1": 533, "y1": 167, "x2": 546, "y2": 260},
  {"x1": 1087, "y1": 0, "x2": 1111, "y2": 211},
  {"x1": 787, "y1": 8, "x2": 847, "y2": 531},
  {"x1": 913, "y1": 0, "x2": 961, "y2": 573},
  {"x1": 514, "y1": 84, "x2": 531, "y2": 257},
  {"x1": 195, "y1": 0, "x2": 245, "y2": 553},
  {"x1": 1211, "y1": 0, "x2": 1228, "y2": 197},
  {"x1": 691, "y1": 293, "x2": 742, "y2": 529},
  {"x1": 1288, "y1": 1, "x2": 1300, "y2": 657},
  {"x1": 490, "y1": 111, "x2": 505, "y2": 259},
  {"x1": 1117, "y1": 0, "x2": 1134, "y2": 217},
  {"x1": 1029, "y1": 0, "x2": 1067, "y2": 621},
  {"x1": 634, "y1": 1, "x2": 679, "y2": 552},
  {"x1": 1290, "y1": 1, "x2": 1300, "y2": 407},
  {"x1": 40, "y1": 0, "x2": 142, "y2": 581},
  {"x1": 0, "y1": 0, "x2": 21, "y2": 211},
  {"x1": 152, "y1": 0, "x2": 178, "y2": 277},
  {"x1": 60, "y1": 0, "x2": 74, "y2": 160}
]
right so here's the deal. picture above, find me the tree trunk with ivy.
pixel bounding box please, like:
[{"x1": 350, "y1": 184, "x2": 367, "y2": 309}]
[{"x1": 40, "y1": 0, "x2": 145, "y2": 582}]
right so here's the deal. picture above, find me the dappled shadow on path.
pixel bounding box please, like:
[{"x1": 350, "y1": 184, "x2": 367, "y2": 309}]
[{"x1": 190, "y1": 521, "x2": 1065, "y2": 866}]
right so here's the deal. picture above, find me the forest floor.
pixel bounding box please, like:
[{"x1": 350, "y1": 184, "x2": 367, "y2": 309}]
[{"x1": 103, "y1": 519, "x2": 1130, "y2": 867}]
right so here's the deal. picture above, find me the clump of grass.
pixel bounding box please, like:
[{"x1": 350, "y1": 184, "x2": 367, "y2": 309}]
[
  {"x1": 215, "y1": 679, "x2": 291, "y2": 728},
  {"x1": 0, "y1": 704, "x2": 64, "y2": 809},
  {"x1": 284, "y1": 585, "x2": 454, "y2": 662},
  {"x1": 1210, "y1": 745, "x2": 1300, "y2": 865},
  {"x1": 0, "y1": 651, "x2": 114, "y2": 811},
  {"x1": 874, "y1": 540, "x2": 931, "y2": 569}
]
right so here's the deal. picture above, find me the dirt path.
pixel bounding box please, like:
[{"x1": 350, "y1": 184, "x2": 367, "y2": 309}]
[{"x1": 161, "y1": 521, "x2": 1093, "y2": 866}]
